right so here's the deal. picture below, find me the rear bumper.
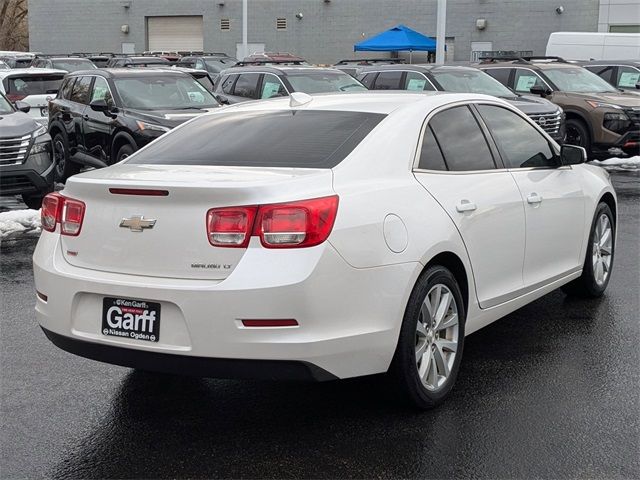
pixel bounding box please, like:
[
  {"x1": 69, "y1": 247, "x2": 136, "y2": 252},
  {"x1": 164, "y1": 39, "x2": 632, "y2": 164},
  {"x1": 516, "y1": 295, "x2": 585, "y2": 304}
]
[
  {"x1": 42, "y1": 327, "x2": 337, "y2": 381},
  {"x1": 33, "y1": 232, "x2": 419, "y2": 380}
]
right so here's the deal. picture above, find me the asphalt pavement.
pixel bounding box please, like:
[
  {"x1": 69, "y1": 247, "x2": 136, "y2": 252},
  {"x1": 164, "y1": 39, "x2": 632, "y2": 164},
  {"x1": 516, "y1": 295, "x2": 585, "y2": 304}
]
[{"x1": 1, "y1": 171, "x2": 638, "y2": 479}]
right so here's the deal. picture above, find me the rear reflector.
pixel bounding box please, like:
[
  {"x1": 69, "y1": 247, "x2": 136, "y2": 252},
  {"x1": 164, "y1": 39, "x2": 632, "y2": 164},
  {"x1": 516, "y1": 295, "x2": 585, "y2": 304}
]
[
  {"x1": 109, "y1": 188, "x2": 169, "y2": 196},
  {"x1": 241, "y1": 319, "x2": 299, "y2": 327},
  {"x1": 41, "y1": 192, "x2": 85, "y2": 236}
]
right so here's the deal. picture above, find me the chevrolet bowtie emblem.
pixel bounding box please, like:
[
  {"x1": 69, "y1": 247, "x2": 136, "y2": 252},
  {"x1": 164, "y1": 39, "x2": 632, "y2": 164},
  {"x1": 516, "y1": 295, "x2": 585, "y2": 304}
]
[{"x1": 120, "y1": 215, "x2": 156, "y2": 232}]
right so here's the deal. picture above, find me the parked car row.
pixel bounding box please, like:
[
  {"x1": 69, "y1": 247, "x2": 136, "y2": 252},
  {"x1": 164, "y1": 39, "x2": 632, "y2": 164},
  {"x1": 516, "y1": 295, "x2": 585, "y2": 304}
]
[{"x1": 1, "y1": 52, "x2": 638, "y2": 209}]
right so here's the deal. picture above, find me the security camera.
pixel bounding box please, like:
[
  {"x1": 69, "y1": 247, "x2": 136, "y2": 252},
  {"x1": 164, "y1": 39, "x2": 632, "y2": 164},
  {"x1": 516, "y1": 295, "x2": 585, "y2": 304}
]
[
  {"x1": 295, "y1": 12, "x2": 303, "y2": 19},
  {"x1": 556, "y1": 6, "x2": 564, "y2": 14}
]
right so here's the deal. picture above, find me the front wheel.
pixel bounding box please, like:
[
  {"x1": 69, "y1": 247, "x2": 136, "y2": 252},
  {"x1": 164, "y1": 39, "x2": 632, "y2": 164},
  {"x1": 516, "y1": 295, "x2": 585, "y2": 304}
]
[
  {"x1": 116, "y1": 143, "x2": 135, "y2": 162},
  {"x1": 53, "y1": 133, "x2": 80, "y2": 183},
  {"x1": 389, "y1": 265, "x2": 465, "y2": 409},
  {"x1": 562, "y1": 202, "x2": 615, "y2": 298},
  {"x1": 565, "y1": 118, "x2": 591, "y2": 157}
]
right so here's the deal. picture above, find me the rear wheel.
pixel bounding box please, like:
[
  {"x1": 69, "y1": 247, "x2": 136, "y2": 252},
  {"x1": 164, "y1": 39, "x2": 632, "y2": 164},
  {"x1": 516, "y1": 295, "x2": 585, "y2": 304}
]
[
  {"x1": 116, "y1": 143, "x2": 135, "y2": 162},
  {"x1": 562, "y1": 202, "x2": 615, "y2": 298},
  {"x1": 53, "y1": 133, "x2": 79, "y2": 183},
  {"x1": 565, "y1": 118, "x2": 591, "y2": 157},
  {"x1": 389, "y1": 265, "x2": 465, "y2": 409}
]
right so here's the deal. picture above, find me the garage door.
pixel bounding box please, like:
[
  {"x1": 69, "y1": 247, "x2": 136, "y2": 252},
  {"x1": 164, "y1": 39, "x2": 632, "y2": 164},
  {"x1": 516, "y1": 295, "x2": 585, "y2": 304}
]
[{"x1": 147, "y1": 16, "x2": 203, "y2": 51}]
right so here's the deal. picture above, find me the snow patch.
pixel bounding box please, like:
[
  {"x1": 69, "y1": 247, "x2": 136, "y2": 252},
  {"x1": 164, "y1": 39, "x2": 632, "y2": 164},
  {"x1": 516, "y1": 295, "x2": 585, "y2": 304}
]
[
  {"x1": 0, "y1": 209, "x2": 41, "y2": 241},
  {"x1": 589, "y1": 155, "x2": 640, "y2": 171}
]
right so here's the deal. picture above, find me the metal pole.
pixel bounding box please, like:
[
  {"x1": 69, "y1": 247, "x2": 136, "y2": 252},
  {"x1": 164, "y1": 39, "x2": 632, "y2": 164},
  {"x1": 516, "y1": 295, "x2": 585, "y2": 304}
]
[
  {"x1": 435, "y1": 0, "x2": 446, "y2": 64},
  {"x1": 242, "y1": 0, "x2": 248, "y2": 59}
]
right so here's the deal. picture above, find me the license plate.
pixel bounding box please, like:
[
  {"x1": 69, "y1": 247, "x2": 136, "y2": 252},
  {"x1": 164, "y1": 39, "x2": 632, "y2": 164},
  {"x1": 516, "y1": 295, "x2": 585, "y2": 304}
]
[{"x1": 101, "y1": 297, "x2": 160, "y2": 342}]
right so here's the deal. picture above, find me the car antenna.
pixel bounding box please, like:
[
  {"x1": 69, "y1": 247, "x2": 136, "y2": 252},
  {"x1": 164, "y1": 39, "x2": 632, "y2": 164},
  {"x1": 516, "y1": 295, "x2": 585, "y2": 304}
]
[{"x1": 289, "y1": 92, "x2": 313, "y2": 107}]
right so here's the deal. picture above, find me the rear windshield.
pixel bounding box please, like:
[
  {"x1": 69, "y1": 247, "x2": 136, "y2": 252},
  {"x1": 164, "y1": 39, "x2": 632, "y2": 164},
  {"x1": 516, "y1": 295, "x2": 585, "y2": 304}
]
[
  {"x1": 127, "y1": 110, "x2": 385, "y2": 168},
  {"x1": 3, "y1": 74, "x2": 65, "y2": 95}
]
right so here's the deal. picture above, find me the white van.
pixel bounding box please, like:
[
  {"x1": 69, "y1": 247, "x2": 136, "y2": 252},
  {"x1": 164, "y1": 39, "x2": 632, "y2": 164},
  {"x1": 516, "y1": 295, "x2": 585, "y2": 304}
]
[{"x1": 546, "y1": 32, "x2": 640, "y2": 60}]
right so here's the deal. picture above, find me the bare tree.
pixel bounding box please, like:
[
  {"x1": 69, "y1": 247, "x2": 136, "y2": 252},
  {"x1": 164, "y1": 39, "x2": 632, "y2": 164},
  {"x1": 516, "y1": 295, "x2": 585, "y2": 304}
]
[{"x1": 0, "y1": 0, "x2": 29, "y2": 51}]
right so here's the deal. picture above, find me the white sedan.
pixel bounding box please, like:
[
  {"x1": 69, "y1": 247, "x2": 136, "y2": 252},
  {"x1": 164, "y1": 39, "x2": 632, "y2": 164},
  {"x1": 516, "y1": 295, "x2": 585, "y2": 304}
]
[{"x1": 33, "y1": 91, "x2": 616, "y2": 408}]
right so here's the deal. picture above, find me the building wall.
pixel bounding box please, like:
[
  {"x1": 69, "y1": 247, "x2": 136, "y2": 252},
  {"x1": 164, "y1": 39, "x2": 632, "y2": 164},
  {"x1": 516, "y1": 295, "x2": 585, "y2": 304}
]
[
  {"x1": 598, "y1": 0, "x2": 640, "y2": 32},
  {"x1": 29, "y1": 0, "x2": 600, "y2": 63}
]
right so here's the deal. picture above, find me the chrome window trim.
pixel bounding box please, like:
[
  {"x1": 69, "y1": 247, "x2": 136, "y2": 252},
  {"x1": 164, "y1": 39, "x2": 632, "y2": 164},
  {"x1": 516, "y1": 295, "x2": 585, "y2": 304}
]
[{"x1": 412, "y1": 99, "x2": 564, "y2": 173}]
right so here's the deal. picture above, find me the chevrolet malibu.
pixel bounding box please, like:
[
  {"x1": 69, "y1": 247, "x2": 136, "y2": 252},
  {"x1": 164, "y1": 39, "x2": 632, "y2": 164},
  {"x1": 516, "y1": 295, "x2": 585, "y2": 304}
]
[{"x1": 33, "y1": 92, "x2": 616, "y2": 408}]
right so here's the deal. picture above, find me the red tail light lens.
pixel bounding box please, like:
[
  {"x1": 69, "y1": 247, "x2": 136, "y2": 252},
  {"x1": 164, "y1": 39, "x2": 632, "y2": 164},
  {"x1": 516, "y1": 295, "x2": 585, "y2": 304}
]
[
  {"x1": 61, "y1": 198, "x2": 86, "y2": 236},
  {"x1": 256, "y1": 196, "x2": 339, "y2": 248},
  {"x1": 41, "y1": 193, "x2": 63, "y2": 232},
  {"x1": 40, "y1": 192, "x2": 85, "y2": 236},
  {"x1": 206, "y1": 206, "x2": 258, "y2": 248},
  {"x1": 6, "y1": 93, "x2": 26, "y2": 102}
]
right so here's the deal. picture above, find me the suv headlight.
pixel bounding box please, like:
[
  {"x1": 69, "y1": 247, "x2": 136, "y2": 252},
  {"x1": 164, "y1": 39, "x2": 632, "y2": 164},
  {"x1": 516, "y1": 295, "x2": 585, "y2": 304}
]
[
  {"x1": 136, "y1": 121, "x2": 170, "y2": 133},
  {"x1": 31, "y1": 125, "x2": 47, "y2": 138},
  {"x1": 586, "y1": 100, "x2": 623, "y2": 110},
  {"x1": 603, "y1": 112, "x2": 631, "y2": 133}
]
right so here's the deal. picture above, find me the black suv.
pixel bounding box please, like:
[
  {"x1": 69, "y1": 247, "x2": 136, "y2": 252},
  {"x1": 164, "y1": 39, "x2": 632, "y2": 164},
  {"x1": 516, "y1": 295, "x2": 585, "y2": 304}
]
[
  {"x1": 356, "y1": 64, "x2": 566, "y2": 143},
  {"x1": 30, "y1": 55, "x2": 98, "y2": 73},
  {"x1": 48, "y1": 69, "x2": 220, "y2": 181},
  {"x1": 214, "y1": 65, "x2": 366, "y2": 104},
  {"x1": 0, "y1": 92, "x2": 53, "y2": 209}
]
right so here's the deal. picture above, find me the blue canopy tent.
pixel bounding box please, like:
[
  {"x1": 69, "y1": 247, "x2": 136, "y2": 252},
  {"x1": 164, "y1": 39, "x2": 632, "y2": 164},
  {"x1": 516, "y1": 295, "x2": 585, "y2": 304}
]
[{"x1": 354, "y1": 24, "x2": 437, "y2": 62}]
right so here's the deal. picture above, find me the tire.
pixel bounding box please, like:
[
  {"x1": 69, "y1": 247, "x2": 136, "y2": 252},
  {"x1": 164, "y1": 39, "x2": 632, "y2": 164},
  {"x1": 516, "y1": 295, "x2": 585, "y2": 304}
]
[
  {"x1": 116, "y1": 143, "x2": 135, "y2": 162},
  {"x1": 389, "y1": 265, "x2": 466, "y2": 409},
  {"x1": 562, "y1": 202, "x2": 615, "y2": 298},
  {"x1": 21, "y1": 193, "x2": 45, "y2": 210},
  {"x1": 565, "y1": 118, "x2": 591, "y2": 157},
  {"x1": 53, "y1": 132, "x2": 79, "y2": 183}
]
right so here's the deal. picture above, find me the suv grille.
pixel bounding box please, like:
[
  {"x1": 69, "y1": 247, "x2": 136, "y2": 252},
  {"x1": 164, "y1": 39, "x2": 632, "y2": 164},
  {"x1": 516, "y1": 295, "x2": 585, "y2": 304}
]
[
  {"x1": 624, "y1": 108, "x2": 640, "y2": 128},
  {"x1": 0, "y1": 134, "x2": 31, "y2": 166},
  {"x1": 528, "y1": 111, "x2": 562, "y2": 135}
]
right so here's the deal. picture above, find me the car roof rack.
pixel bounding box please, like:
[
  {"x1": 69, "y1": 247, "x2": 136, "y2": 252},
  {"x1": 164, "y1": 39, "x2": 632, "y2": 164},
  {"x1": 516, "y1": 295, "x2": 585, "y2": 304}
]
[
  {"x1": 334, "y1": 58, "x2": 406, "y2": 66},
  {"x1": 478, "y1": 55, "x2": 568, "y2": 64},
  {"x1": 178, "y1": 51, "x2": 230, "y2": 57},
  {"x1": 33, "y1": 53, "x2": 84, "y2": 58},
  {"x1": 237, "y1": 52, "x2": 307, "y2": 66}
]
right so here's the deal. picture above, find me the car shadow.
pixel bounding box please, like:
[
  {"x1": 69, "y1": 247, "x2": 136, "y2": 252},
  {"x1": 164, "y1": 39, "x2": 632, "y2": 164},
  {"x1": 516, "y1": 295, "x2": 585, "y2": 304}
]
[{"x1": 49, "y1": 290, "x2": 614, "y2": 479}]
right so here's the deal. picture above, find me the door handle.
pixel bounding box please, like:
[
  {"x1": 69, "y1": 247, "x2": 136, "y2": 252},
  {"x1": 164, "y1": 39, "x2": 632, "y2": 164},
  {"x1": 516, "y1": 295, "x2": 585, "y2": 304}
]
[
  {"x1": 82, "y1": 114, "x2": 90, "y2": 121},
  {"x1": 456, "y1": 199, "x2": 477, "y2": 212},
  {"x1": 527, "y1": 193, "x2": 543, "y2": 204}
]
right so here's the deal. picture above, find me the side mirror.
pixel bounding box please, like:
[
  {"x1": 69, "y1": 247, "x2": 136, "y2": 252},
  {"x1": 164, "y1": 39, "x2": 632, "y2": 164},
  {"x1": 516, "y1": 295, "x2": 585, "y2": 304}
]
[
  {"x1": 215, "y1": 94, "x2": 230, "y2": 105},
  {"x1": 560, "y1": 144, "x2": 587, "y2": 165},
  {"x1": 14, "y1": 100, "x2": 30, "y2": 113},
  {"x1": 89, "y1": 98, "x2": 111, "y2": 114},
  {"x1": 635, "y1": 81, "x2": 640, "y2": 90},
  {"x1": 530, "y1": 85, "x2": 552, "y2": 97}
]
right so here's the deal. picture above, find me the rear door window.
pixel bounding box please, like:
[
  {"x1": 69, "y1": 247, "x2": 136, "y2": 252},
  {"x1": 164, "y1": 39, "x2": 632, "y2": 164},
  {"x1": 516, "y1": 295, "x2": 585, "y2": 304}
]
[
  {"x1": 232, "y1": 73, "x2": 261, "y2": 99},
  {"x1": 418, "y1": 125, "x2": 448, "y2": 170},
  {"x1": 70, "y1": 76, "x2": 93, "y2": 104},
  {"x1": 359, "y1": 73, "x2": 377, "y2": 89},
  {"x1": 373, "y1": 71, "x2": 403, "y2": 90},
  {"x1": 585, "y1": 65, "x2": 614, "y2": 84},
  {"x1": 220, "y1": 74, "x2": 238, "y2": 94},
  {"x1": 484, "y1": 68, "x2": 511, "y2": 87},
  {"x1": 429, "y1": 106, "x2": 496, "y2": 171},
  {"x1": 127, "y1": 110, "x2": 386, "y2": 168},
  {"x1": 59, "y1": 77, "x2": 76, "y2": 99},
  {"x1": 4, "y1": 74, "x2": 65, "y2": 97}
]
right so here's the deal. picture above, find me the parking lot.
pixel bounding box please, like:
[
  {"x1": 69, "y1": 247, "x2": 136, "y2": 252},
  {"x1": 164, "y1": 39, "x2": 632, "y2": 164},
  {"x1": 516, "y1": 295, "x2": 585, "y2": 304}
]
[{"x1": 1, "y1": 167, "x2": 638, "y2": 479}]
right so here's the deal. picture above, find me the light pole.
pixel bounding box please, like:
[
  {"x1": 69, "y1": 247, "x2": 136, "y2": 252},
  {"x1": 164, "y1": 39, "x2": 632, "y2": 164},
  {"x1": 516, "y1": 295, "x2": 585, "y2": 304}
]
[
  {"x1": 435, "y1": 0, "x2": 446, "y2": 64},
  {"x1": 242, "y1": 0, "x2": 248, "y2": 59}
]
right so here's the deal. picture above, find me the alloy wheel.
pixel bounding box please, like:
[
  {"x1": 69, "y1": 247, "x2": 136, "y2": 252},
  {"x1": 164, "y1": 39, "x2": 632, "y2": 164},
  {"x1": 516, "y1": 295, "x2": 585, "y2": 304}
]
[
  {"x1": 566, "y1": 125, "x2": 584, "y2": 147},
  {"x1": 592, "y1": 213, "x2": 613, "y2": 286},
  {"x1": 415, "y1": 284, "x2": 459, "y2": 391}
]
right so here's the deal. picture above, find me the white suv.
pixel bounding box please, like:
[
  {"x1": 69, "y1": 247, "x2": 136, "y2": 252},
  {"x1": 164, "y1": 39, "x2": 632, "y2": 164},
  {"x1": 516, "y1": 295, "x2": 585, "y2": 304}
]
[{"x1": 33, "y1": 92, "x2": 616, "y2": 408}]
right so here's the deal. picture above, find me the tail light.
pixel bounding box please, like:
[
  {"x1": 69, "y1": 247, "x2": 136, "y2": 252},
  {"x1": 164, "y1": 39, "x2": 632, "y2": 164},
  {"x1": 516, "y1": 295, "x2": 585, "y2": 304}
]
[
  {"x1": 207, "y1": 206, "x2": 258, "y2": 248},
  {"x1": 6, "y1": 93, "x2": 26, "y2": 102},
  {"x1": 40, "y1": 192, "x2": 86, "y2": 236},
  {"x1": 206, "y1": 195, "x2": 339, "y2": 249}
]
